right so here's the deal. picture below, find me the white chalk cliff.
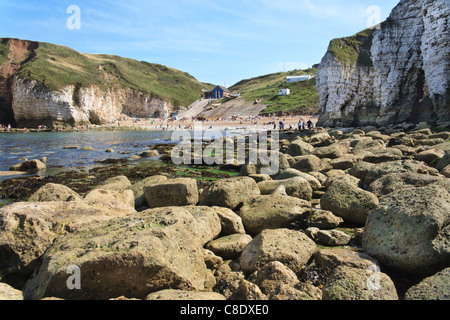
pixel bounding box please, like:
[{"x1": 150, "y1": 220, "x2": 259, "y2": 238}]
[
  {"x1": 11, "y1": 78, "x2": 170, "y2": 128},
  {"x1": 316, "y1": 0, "x2": 450, "y2": 128}
]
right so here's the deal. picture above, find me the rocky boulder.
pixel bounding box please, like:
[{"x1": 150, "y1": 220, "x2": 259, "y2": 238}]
[
  {"x1": 305, "y1": 210, "x2": 344, "y2": 229},
  {"x1": 100, "y1": 175, "x2": 132, "y2": 192},
  {"x1": 314, "y1": 249, "x2": 379, "y2": 271},
  {"x1": 144, "y1": 178, "x2": 199, "y2": 208},
  {"x1": 199, "y1": 177, "x2": 260, "y2": 210},
  {"x1": 205, "y1": 234, "x2": 253, "y2": 260},
  {"x1": 362, "y1": 160, "x2": 438, "y2": 185},
  {"x1": 276, "y1": 169, "x2": 322, "y2": 191},
  {"x1": 0, "y1": 201, "x2": 136, "y2": 288},
  {"x1": 146, "y1": 289, "x2": 226, "y2": 300},
  {"x1": 212, "y1": 206, "x2": 246, "y2": 236},
  {"x1": 404, "y1": 268, "x2": 450, "y2": 300},
  {"x1": 322, "y1": 266, "x2": 398, "y2": 300},
  {"x1": 313, "y1": 230, "x2": 352, "y2": 246},
  {"x1": 0, "y1": 283, "x2": 23, "y2": 300},
  {"x1": 368, "y1": 172, "x2": 445, "y2": 197},
  {"x1": 9, "y1": 159, "x2": 46, "y2": 173},
  {"x1": 312, "y1": 141, "x2": 350, "y2": 159},
  {"x1": 286, "y1": 138, "x2": 315, "y2": 156},
  {"x1": 28, "y1": 183, "x2": 83, "y2": 202},
  {"x1": 320, "y1": 176, "x2": 379, "y2": 226},
  {"x1": 257, "y1": 177, "x2": 313, "y2": 201},
  {"x1": 291, "y1": 155, "x2": 323, "y2": 173},
  {"x1": 239, "y1": 195, "x2": 312, "y2": 235},
  {"x1": 84, "y1": 188, "x2": 135, "y2": 209},
  {"x1": 247, "y1": 261, "x2": 314, "y2": 300},
  {"x1": 240, "y1": 228, "x2": 317, "y2": 274},
  {"x1": 22, "y1": 207, "x2": 215, "y2": 300},
  {"x1": 127, "y1": 175, "x2": 168, "y2": 208},
  {"x1": 363, "y1": 185, "x2": 450, "y2": 275}
]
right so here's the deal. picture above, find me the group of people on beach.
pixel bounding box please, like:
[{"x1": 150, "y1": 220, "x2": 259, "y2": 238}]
[{"x1": 0, "y1": 124, "x2": 12, "y2": 132}]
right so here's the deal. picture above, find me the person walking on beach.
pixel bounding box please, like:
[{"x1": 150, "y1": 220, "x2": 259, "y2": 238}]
[{"x1": 307, "y1": 120, "x2": 313, "y2": 130}]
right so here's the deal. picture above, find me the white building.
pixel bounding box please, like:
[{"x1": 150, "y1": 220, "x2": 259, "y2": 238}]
[
  {"x1": 279, "y1": 89, "x2": 291, "y2": 96},
  {"x1": 286, "y1": 75, "x2": 311, "y2": 83}
]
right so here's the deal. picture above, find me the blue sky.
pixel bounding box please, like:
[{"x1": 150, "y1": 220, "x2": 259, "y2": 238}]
[{"x1": 0, "y1": 0, "x2": 399, "y2": 86}]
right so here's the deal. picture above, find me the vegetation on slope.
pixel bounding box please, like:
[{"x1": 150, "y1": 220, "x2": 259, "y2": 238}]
[
  {"x1": 1, "y1": 38, "x2": 210, "y2": 108},
  {"x1": 327, "y1": 28, "x2": 375, "y2": 67},
  {"x1": 229, "y1": 69, "x2": 319, "y2": 115},
  {"x1": 0, "y1": 39, "x2": 10, "y2": 66}
]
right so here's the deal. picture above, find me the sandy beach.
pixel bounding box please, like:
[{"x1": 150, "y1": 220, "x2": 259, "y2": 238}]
[{"x1": 103, "y1": 115, "x2": 319, "y2": 132}]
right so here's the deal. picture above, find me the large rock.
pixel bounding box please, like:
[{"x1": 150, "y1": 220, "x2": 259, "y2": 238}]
[
  {"x1": 212, "y1": 206, "x2": 246, "y2": 236},
  {"x1": 320, "y1": 176, "x2": 379, "y2": 226},
  {"x1": 314, "y1": 249, "x2": 379, "y2": 271},
  {"x1": 286, "y1": 138, "x2": 315, "y2": 156},
  {"x1": 144, "y1": 178, "x2": 199, "y2": 208},
  {"x1": 436, "y1": 152, "x2": 450, "y2": 171},
  {"x1": 240, "y1": 228, "x2": 318, "y2": 274},
  {"x1": 312, "y1": 141, "x2": 350, "y2": 159},
  {"x1": 9, "y1": 159, "x2": 46, "y2": 173},
  {"x1": 291, "y1": 155, "x2": 323, "y2": 173},
  {"x1": 276, "y1": 169, "x2": 322, "y2": 190},
  {"x1": 100, "y1": 175, "x2": 132, "y2": 192},
  {"x1": 330, "y1": 154, "x2": 359, "y2": 170},
  {"x1": 127, "y1": 175, "x2": 168, "y2": 208},
  {"x1": 405, "y1": 268, "x2": 450, "y2": 300},
  {"x1": 314, "y1": 230, "x2": 352, "y2": 246},
  {"x1": 363, "y1": 160, "x2": 438, "y2": 185},
  {"x1": 28, "y1": 183, "x2": 83, "y2": 202},
  {"x1": 363, "y1": 185, "x2": 450, "y2": 275},
  {"x1": 257, "y1": 177, "x2": 313, "y2": 201},
  {"x1": 0, "y1": 283, "x2": 23, "y2": 300},
  {"x1": 146, "y1": 289, "x2": 226, "y2": 301},
  {"x1": 0, "y1": 201, "x2": 136, "y2": 288},
  {"x1": 84, "y1": 188, "x2": 135, "y2": 208},
  {"x1": 199, "y1": 177, "x2": 260, "y2": 210},
  {"x1": 305, "y1": 209, "x2": 344, "y2": 229},
  {"x1": 414, "y1": 149, "x2": 446, "y2": 166},
  {"x1": 183, "y1": 206, "x2": 222, "y2": 245},
  {"x1": 322, "y1": 266, "x2": 399, "y2": 300},
  {"x1": 247, "y1": 261, "x2": 313, "y2": 300},
  {"x1": 368, "y1": 172, "x2": 445, "y2": 197},
  {"x1": 22, "y1": 207, "x2": 215, "y2": 300},
  {"x1": 239, "y1": 195, "x2": 312, "y2": 235},
  {"x1": 205, "y1": 234, "x2": 253, "y2": 259}
]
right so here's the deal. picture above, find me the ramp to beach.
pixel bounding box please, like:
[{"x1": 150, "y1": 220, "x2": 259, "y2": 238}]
[{"x1": 178, "y1": 99, "x2": 211, "y2": 118}]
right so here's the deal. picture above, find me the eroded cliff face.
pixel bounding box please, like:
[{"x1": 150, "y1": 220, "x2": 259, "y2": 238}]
[
  {"x1": 12, "y1": 78, "x2": 170, "y2": 128},
  {"x1": 0, "y1": 38, "x2": 192, "y2": 128},
  {"x1": 317, "y1": 0, "x2": 450, "y2": 128}
]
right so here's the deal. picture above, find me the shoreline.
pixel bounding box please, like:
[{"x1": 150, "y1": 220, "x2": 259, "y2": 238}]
[{"x1": 0, "y1": 115, "x2": 318, "y2": 134}]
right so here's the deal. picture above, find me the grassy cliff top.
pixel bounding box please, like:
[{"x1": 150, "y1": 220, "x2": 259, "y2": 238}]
[
  {"x1": 1, "y1": 38, "x2": 211, "y2": 108},
  {"x1": 229, "y1": 69, "x2": 319, "y2": 115},
  {"x1": 327, "y1": 28, "x2": 375, "y2": 67}
]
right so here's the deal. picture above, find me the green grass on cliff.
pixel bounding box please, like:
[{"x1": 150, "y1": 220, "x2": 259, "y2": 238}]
[
  {"x1": 2, "y1": 39, "x2": 211, "y2": 108},
  {"x1": 0, "y1": 39, "x2": 10, "y2": 66},
  {"x1": 328, "y1": 28, "x2": 375, "y2": 67},
  {"x1": 229, "y1": 69, "x2": 319, "y2": 115}
]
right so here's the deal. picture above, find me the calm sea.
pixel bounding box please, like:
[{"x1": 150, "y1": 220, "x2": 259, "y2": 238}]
[{"x1": 0, "y1": 130, "x2": 174, "y2": 176}]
